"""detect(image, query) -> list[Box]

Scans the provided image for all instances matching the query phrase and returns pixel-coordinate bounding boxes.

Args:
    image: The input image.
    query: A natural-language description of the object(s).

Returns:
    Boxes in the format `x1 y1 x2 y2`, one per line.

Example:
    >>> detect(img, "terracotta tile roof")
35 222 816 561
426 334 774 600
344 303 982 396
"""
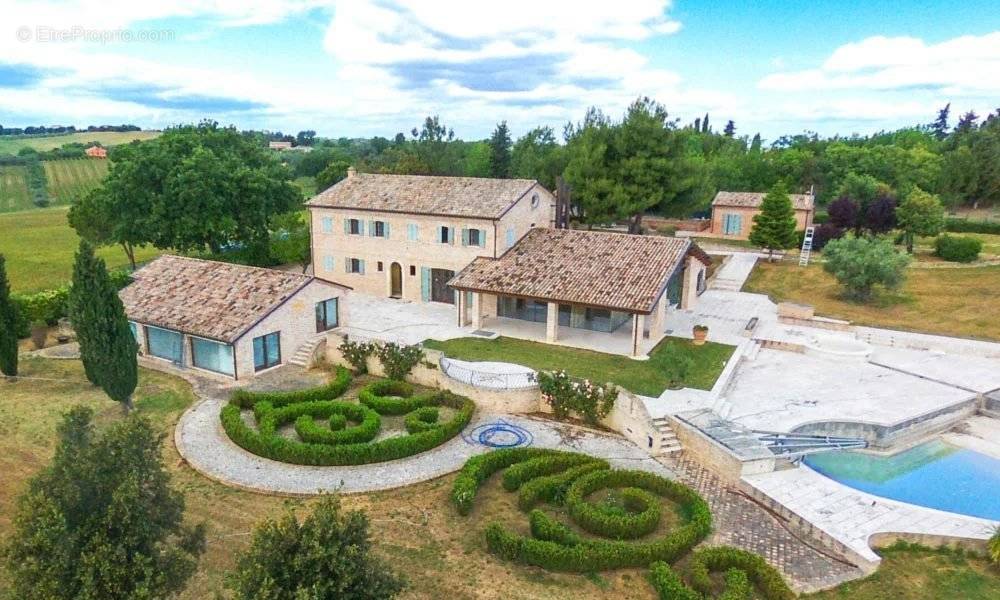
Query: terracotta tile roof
449 229 709 314
119 256 344 343
712 191 814 211
306 172 543 219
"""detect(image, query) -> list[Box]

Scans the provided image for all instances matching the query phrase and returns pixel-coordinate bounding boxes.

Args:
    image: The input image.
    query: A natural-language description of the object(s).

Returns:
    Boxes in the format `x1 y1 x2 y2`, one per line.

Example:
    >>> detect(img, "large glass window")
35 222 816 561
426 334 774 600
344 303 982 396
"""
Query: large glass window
252 332 281 371
146 326 183 363
315 298 339 332
191 337 235 375
498 296 548 323
666 265 685 306
557 304 630 333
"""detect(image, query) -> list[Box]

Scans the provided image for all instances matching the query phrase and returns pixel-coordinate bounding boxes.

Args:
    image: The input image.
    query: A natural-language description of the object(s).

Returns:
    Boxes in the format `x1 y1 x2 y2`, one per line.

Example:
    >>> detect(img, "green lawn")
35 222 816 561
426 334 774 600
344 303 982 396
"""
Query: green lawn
0 166 31 212
423 336 735 396
0 206 161 293
0 130 160 154
806 544 1000 600
43 158 109 204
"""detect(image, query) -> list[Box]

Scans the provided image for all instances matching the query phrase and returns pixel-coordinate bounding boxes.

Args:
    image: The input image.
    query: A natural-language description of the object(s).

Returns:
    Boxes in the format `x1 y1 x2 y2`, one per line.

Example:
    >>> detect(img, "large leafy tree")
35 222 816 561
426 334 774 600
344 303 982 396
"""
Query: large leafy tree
511 126 566 189
823 236 910 303
228 496 404 600
565 98 693 232
2 407 205 599
896 187 946 252
0 254 17 376
69 121 300 263
269 211 311 272
68 241 138 412
749 185 799 261
487 120 512 178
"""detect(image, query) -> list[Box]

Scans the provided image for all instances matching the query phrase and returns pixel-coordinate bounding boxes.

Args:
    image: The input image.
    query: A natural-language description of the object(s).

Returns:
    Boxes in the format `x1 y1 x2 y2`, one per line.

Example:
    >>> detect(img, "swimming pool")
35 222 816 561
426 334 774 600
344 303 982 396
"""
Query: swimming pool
804 439 1000 521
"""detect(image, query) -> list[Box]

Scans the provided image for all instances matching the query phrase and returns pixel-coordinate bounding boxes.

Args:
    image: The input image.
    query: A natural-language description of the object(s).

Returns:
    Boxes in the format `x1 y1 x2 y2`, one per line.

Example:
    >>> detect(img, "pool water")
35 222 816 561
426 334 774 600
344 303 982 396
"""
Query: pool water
804 439 1000 521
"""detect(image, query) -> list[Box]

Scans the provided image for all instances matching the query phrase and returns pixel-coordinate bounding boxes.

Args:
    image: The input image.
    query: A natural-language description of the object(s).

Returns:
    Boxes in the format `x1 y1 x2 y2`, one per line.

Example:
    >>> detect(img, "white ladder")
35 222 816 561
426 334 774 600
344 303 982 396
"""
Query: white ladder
799 226 815 267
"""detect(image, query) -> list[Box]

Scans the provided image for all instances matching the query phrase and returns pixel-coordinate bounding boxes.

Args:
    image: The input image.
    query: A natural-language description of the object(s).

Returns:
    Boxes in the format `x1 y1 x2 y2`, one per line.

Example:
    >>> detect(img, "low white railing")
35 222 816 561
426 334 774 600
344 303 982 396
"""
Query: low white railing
439 357 539 391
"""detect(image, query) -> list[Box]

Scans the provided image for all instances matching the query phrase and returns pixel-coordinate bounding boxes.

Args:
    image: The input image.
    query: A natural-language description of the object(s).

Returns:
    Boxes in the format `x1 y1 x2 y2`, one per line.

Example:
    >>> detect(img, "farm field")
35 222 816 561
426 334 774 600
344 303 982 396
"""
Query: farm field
0 130 160 154
42 158 110 204
0 206 161 293
0 166 31 212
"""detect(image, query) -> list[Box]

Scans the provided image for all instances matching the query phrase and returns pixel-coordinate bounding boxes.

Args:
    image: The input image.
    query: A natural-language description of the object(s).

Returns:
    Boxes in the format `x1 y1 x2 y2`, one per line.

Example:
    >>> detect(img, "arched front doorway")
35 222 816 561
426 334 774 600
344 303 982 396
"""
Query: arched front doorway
390 262 402 298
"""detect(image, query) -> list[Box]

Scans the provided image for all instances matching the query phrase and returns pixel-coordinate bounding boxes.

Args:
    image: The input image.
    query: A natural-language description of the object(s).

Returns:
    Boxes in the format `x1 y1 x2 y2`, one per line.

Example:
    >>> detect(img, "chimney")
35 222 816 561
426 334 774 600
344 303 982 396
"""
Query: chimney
347 166 357 179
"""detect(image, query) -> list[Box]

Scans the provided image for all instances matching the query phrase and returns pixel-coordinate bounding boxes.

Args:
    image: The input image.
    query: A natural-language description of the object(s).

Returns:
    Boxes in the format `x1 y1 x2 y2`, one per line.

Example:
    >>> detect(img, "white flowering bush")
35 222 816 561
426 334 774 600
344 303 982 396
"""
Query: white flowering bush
538 370 618 426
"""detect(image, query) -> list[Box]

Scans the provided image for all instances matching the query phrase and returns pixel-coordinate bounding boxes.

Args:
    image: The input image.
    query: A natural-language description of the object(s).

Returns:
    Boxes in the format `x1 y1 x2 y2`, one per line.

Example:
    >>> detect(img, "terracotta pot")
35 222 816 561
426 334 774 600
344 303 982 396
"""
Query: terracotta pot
692 327 708 346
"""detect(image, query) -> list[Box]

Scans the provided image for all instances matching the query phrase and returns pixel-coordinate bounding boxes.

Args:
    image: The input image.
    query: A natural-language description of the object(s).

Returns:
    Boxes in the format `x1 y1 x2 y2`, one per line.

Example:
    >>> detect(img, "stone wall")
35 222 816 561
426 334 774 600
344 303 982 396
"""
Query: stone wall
669 416 776 483
855 326 1000 359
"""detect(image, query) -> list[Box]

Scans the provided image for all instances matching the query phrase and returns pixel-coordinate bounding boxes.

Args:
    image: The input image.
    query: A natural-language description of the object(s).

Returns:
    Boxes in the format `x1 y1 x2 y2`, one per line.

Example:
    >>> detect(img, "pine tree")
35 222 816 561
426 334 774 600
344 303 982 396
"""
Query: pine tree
487 121 512 178
931 103 950 140
0 254 17 376
723 120 736 137
749 185 799 261
702 113 710 133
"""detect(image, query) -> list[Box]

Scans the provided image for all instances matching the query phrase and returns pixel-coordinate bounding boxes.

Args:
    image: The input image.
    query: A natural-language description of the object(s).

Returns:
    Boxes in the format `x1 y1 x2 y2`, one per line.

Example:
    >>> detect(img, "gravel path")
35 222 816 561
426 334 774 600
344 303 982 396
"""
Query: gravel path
174 367 673 496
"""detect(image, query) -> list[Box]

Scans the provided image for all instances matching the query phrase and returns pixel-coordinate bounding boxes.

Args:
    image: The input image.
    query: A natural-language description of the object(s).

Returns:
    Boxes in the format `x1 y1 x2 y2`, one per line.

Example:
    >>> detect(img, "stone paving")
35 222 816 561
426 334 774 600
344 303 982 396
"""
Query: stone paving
173 364 673 495
662 456 864 593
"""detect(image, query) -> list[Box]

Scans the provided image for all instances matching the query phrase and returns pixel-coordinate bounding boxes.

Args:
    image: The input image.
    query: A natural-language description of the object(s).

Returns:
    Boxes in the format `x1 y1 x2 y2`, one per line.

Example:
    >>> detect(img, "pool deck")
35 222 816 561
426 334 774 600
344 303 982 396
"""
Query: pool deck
742 465 998 570
943 415 1000 460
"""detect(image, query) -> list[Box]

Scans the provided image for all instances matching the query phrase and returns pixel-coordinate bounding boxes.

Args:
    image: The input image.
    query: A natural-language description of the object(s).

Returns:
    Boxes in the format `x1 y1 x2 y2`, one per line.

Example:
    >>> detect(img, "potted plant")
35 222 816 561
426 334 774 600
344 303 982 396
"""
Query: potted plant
692 324 709 346
30 320 48 350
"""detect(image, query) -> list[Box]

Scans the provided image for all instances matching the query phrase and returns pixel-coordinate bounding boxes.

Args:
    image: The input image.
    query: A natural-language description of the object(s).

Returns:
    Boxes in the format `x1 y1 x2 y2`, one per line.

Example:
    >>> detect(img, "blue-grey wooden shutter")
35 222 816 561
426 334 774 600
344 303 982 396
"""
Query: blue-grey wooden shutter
479 229 487 247
343 218 350 234
448 226 456 245
420 267 431 301
733 214 742 234
368 220 376 237
384 221 390 238
461 228 469 246
359 259 366 274
344 257 350 272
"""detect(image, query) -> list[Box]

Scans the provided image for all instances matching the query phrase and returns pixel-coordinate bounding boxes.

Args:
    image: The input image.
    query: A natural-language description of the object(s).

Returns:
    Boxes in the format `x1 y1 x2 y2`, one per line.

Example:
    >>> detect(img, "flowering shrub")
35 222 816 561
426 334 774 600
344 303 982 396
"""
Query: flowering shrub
538 370 618 426
374 342 425 380
338 337 375 374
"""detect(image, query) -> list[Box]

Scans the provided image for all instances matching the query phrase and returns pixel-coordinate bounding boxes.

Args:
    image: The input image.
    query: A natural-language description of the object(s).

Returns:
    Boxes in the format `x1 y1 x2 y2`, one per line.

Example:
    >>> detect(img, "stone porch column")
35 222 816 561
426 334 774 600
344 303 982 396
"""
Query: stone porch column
546 302 558 343
652 291 667 334
471 292 483 329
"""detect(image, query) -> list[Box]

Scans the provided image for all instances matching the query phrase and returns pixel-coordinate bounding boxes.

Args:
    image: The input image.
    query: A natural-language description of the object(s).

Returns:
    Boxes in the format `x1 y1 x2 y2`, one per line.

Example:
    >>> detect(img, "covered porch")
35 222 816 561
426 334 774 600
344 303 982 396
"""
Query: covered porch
455 291 671 358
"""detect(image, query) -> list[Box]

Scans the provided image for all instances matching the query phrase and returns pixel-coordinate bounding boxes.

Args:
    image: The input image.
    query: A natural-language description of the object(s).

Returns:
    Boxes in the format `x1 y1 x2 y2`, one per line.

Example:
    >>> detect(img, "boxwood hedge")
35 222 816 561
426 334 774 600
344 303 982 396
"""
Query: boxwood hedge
221 372 476 466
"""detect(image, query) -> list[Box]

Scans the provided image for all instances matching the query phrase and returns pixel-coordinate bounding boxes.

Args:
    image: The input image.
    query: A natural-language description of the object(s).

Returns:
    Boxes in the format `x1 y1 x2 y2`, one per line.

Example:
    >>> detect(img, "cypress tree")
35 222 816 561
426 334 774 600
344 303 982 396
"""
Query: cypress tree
749 185 799 262
0 254 17 376
68 241 105 385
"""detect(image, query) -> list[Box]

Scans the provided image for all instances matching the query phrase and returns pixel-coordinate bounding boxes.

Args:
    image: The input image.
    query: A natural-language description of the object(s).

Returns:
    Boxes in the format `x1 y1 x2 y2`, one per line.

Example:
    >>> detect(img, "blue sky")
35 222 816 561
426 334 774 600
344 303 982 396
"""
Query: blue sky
1 1 998 142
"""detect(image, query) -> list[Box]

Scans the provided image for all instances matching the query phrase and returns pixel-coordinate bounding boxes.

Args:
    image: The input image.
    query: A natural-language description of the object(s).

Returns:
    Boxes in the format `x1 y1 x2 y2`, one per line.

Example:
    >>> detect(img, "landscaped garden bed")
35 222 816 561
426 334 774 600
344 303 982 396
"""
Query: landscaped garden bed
451 447 794 599
220 367 475 465
424 336 735 397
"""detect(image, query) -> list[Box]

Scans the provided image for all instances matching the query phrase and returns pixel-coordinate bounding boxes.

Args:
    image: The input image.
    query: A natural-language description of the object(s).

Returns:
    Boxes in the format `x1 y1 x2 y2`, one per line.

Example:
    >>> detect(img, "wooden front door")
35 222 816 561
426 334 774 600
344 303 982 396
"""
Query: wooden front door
390 263 402 298
430 268 455 304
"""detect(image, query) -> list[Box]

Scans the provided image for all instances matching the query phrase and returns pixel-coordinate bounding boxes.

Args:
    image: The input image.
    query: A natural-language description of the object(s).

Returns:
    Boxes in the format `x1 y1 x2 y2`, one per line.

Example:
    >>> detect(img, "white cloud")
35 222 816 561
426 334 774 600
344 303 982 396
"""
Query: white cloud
760 32 1000 94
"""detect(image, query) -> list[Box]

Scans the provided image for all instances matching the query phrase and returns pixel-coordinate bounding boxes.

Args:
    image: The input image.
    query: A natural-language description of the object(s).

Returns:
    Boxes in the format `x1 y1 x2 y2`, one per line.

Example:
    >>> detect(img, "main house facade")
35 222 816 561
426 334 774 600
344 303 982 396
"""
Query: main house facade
709 190 815 240
306 169 555 305
119 256 348 380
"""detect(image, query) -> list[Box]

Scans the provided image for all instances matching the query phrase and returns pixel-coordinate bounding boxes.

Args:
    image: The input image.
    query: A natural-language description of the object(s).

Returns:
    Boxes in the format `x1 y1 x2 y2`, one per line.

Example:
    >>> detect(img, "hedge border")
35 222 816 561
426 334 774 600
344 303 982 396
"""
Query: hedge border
564 470 666 540
687 546 794 600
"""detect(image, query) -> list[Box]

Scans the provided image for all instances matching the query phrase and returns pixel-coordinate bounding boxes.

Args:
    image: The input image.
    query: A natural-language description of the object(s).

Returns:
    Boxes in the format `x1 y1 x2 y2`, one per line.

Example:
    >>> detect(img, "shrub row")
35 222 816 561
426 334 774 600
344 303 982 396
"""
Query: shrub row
517 462 610 511
564 470 688 541
221 387 474 466
9 269 133 338
934 234 983 263
230 366 351 408
358 380 434 415
648 561 699 600
687 546 794 600
501 453 602 492
404 406 439 434
450 447 562 515
945 217 1000 235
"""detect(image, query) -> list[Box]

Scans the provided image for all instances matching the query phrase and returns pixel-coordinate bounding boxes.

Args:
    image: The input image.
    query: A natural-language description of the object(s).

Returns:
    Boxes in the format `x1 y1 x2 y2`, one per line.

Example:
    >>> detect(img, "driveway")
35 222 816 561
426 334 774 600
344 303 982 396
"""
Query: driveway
339 293 470 345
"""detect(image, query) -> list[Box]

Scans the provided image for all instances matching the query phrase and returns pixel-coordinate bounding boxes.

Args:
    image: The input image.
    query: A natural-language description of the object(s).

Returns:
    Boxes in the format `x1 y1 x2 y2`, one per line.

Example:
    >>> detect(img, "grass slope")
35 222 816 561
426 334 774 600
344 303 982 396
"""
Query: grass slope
0 130 160 154
424 336 734 396
0 206 160 293
42 158 110 204
0 166 31 212
745 259 1000 341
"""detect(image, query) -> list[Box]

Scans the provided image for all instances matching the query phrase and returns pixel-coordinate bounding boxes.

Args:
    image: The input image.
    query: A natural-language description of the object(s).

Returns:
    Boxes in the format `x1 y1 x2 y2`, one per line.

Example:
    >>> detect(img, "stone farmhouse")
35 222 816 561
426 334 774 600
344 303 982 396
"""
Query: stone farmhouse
709 190 814 240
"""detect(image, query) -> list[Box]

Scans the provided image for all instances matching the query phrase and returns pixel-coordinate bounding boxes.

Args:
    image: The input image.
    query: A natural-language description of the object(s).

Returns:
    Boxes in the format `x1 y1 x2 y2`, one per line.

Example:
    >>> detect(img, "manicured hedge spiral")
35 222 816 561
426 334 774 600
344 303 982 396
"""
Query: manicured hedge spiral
220 371 475 466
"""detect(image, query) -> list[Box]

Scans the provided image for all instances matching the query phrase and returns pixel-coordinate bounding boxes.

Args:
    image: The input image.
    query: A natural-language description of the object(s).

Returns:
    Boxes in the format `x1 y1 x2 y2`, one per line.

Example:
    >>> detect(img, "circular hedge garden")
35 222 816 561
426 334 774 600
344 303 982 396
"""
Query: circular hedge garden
450 448 794 599
220 368 475 466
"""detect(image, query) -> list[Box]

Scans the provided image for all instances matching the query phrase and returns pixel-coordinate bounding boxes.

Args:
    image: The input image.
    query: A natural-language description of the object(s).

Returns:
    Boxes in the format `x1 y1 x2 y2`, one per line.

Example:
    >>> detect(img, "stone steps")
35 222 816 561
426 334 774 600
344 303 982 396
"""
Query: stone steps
288 336 324 367
652 417 684 456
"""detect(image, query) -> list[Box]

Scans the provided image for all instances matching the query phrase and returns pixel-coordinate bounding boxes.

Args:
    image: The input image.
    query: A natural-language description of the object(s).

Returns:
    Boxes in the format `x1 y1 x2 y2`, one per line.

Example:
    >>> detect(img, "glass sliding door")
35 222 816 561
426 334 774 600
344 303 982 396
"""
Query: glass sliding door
315 298 339 332
191 337 235 376
252 332 281 371
145 326 183 364
498 296 547 322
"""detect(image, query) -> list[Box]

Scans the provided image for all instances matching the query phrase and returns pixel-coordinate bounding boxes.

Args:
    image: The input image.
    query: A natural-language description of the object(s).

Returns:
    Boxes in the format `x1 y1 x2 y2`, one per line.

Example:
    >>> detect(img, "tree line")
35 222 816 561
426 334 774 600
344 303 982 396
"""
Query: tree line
0 123 142 136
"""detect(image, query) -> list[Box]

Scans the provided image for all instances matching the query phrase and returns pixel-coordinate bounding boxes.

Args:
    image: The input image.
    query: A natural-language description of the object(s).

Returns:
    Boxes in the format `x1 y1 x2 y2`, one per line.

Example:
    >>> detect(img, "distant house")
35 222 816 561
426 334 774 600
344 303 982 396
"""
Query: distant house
119 256 349 379
709 191 815 240
269 141 293 150
84 145 107 158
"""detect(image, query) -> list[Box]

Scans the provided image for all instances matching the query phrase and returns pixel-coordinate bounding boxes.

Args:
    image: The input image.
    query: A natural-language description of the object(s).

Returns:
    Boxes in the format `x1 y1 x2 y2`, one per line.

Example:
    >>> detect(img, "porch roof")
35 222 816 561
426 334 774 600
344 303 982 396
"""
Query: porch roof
449 228 710 314
119 255 348 343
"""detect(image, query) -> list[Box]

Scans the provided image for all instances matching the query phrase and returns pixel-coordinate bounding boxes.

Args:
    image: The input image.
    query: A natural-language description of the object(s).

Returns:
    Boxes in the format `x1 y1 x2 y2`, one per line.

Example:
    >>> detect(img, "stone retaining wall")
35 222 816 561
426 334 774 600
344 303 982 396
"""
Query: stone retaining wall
669 416 776 483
